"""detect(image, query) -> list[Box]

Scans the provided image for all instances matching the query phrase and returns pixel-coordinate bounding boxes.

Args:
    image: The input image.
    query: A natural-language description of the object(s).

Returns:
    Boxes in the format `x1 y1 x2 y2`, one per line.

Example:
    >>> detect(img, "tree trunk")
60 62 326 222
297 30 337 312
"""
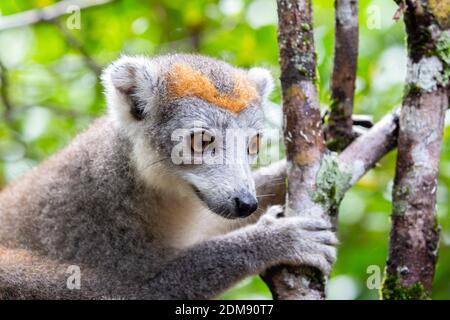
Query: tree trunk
382 0 450 300
262 0 328 300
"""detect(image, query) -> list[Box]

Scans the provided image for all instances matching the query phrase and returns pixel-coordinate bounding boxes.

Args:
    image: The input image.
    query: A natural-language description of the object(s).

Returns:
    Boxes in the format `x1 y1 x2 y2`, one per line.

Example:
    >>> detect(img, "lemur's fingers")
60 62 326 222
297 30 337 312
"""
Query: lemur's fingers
313 242 337 264
260 206 333 232
258 215 338 274
283 241 336 275
290 217 333 231
278 243 335 275
270 215 332 231
298 254 333 276
289 232 337 260
304 230 339 245
261 205 285 220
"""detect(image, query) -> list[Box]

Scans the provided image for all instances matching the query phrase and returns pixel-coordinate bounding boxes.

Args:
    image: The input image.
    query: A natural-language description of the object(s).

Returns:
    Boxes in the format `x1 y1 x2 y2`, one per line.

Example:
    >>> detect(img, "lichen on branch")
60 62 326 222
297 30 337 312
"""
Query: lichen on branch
312 154 352 215
436 31 450 83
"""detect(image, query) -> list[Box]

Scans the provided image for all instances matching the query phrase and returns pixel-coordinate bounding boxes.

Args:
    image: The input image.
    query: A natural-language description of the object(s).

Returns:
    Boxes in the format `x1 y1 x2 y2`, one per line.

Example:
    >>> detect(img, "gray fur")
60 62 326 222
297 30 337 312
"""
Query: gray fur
0 54 336 299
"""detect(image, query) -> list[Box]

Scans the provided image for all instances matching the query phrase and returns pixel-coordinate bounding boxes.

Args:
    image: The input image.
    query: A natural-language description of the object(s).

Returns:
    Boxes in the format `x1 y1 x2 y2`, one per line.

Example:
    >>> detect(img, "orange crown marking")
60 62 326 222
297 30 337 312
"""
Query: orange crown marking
167 63 259 113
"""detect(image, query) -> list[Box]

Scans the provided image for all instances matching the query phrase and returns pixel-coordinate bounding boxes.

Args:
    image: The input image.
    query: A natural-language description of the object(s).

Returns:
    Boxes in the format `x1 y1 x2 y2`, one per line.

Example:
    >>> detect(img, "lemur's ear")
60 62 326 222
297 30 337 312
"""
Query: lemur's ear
247 67 274 101
102 56 158 123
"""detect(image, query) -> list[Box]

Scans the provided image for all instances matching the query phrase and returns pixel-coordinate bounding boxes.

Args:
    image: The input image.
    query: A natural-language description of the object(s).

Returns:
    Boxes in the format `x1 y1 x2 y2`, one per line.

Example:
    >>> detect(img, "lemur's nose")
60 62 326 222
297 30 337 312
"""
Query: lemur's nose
234 193 258 217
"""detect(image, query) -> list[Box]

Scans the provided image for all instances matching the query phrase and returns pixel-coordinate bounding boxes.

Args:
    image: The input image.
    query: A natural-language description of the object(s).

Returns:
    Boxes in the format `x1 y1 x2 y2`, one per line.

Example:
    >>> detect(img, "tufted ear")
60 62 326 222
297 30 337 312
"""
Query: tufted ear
102 56 158 124
247 67 274 102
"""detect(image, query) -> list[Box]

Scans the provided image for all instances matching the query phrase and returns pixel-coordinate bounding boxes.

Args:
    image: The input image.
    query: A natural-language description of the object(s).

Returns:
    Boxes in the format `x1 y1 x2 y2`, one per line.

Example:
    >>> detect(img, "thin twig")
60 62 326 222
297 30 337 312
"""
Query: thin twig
0 0 113 31
51 20 102 77
326 0 359 151
18 104 95 119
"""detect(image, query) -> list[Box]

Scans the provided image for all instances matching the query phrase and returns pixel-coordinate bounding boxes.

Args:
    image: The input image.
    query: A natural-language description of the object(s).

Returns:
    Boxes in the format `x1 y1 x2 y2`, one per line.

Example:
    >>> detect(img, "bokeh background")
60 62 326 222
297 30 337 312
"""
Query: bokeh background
0 0 449 299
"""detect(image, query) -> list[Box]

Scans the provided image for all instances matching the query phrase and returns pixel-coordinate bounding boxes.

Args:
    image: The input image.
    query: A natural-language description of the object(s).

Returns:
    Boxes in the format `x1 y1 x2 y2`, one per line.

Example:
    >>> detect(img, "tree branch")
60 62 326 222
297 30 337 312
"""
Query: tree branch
0 0 113 31
326 0 359 151
382 0 450 300
20 104 94 119
339 109 399 185
255 109 399 212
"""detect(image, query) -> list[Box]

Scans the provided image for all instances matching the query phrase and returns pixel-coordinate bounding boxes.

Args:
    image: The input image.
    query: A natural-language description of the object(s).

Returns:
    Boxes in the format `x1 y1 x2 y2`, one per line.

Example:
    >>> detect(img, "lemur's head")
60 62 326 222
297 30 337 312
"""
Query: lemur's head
102 54 273 219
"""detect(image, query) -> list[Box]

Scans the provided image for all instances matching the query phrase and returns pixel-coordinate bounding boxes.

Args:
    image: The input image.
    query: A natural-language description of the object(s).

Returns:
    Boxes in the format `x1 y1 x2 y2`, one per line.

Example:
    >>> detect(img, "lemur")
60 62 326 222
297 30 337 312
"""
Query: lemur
0 54 337 299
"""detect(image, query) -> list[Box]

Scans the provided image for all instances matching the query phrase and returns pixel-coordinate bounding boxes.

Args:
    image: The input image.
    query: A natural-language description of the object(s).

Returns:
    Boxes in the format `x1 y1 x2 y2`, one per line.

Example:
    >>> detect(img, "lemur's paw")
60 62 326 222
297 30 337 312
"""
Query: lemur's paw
262 205 285 220
260 206 332 231
258 213 338 275
280 217 337 275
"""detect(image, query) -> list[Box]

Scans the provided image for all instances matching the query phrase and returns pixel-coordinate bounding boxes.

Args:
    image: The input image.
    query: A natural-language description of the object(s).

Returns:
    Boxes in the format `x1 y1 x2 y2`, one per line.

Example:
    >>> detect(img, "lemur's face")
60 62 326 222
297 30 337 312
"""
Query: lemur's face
103 54 273 219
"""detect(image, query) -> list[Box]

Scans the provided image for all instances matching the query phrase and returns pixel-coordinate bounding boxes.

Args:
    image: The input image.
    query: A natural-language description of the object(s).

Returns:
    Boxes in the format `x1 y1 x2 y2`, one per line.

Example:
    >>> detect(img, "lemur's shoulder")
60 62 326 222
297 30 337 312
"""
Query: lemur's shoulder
0 116 137 250
0 116 128 193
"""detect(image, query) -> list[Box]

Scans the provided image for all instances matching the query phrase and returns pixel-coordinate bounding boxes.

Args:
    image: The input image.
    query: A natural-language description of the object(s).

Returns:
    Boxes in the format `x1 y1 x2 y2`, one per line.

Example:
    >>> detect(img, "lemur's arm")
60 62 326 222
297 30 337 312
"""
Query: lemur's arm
143 206 337 299
0 207 336 300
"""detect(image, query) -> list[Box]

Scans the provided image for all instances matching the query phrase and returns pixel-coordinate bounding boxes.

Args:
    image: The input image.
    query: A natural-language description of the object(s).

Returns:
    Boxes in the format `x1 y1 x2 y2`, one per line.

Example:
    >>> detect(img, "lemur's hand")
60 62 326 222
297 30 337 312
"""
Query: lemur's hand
253 205 338 275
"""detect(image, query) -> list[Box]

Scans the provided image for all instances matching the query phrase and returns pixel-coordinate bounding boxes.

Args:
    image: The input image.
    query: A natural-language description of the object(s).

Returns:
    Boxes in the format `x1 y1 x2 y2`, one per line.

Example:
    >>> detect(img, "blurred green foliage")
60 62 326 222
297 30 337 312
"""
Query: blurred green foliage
0 0 449 300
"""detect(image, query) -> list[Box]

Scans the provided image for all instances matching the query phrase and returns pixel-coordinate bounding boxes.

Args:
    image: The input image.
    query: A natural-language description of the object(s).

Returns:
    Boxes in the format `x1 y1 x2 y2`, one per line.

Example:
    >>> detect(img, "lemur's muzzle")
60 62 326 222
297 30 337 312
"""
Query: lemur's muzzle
233 192 258 218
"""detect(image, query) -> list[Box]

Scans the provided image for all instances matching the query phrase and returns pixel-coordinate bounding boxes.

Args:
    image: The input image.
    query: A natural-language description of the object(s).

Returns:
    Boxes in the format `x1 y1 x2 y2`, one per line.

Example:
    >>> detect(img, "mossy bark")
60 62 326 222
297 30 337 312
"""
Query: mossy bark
381 274 430 300
383 0 449 300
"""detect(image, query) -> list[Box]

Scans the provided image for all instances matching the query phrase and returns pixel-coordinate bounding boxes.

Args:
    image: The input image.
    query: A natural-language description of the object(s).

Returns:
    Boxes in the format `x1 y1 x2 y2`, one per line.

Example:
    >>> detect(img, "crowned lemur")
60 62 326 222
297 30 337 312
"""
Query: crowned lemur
0 54 337 299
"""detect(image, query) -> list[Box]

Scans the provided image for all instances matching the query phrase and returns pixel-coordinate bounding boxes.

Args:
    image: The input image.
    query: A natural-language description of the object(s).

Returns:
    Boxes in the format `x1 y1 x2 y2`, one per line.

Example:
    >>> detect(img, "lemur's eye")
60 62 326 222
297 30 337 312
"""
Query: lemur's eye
248 134 261 156
190 131 214 154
